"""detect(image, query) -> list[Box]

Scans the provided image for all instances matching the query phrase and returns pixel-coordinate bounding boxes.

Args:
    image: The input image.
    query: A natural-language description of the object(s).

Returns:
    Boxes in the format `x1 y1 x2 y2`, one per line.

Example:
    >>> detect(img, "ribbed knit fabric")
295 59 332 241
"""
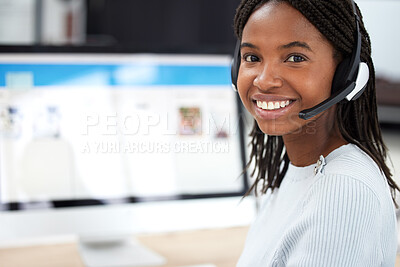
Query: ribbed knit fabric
237 144 397 267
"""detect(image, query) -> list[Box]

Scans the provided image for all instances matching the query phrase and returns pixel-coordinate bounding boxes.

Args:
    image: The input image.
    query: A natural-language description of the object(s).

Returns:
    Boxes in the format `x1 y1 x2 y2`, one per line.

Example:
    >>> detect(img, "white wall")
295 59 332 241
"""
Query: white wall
358 0 400 81
41 0 85 45
0 0 35 44
0 0 85 45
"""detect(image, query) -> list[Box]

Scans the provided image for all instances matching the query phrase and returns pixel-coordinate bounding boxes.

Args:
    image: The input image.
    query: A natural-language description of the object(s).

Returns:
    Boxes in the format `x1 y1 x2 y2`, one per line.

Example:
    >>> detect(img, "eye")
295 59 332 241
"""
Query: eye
243 54 260 62
286 55 306 63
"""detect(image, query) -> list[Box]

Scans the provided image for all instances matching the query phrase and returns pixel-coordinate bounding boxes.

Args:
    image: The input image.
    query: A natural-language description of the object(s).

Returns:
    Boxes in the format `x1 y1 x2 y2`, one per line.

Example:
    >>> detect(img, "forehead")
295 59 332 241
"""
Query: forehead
242 2 325 45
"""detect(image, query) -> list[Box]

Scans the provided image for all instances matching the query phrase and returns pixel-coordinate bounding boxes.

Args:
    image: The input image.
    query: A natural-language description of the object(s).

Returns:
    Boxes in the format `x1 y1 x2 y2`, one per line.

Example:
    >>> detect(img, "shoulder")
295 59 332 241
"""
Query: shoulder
295 144 398 266
319 143 389 198
324 144 381 177
303 143 395 224
284 173 397 267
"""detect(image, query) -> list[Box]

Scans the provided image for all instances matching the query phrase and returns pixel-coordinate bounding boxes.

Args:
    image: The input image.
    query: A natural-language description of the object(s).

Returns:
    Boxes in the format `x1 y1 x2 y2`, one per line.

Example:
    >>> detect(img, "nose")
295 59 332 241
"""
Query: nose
253 63 283 91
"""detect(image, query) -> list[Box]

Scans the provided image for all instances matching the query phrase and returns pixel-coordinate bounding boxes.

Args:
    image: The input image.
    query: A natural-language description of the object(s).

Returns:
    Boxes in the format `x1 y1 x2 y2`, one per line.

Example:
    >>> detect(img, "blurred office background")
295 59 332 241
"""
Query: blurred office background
0 0 240 53
0 1 399 267
0 1 253 266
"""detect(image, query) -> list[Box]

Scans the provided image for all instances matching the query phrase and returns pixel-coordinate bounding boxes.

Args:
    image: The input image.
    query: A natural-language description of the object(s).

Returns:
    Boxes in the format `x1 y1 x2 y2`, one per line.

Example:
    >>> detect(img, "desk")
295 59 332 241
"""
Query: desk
0 227 248 267
0 226 399 267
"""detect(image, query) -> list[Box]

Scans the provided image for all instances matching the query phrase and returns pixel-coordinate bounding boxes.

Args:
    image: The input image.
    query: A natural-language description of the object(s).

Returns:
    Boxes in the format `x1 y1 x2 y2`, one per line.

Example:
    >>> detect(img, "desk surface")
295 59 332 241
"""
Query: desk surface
0 227 248 267
0 226 399 267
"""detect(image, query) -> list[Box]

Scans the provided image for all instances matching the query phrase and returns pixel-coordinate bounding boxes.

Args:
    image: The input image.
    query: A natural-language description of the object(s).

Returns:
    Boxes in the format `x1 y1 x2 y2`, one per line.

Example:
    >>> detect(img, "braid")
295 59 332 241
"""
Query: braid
245 124 288 196
235 0 399 204
289 0 354 55
234 0 267 40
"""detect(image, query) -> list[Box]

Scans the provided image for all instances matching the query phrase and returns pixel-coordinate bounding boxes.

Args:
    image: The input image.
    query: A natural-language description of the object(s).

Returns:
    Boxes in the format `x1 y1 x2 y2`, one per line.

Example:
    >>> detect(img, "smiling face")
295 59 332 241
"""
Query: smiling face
237 1 339 136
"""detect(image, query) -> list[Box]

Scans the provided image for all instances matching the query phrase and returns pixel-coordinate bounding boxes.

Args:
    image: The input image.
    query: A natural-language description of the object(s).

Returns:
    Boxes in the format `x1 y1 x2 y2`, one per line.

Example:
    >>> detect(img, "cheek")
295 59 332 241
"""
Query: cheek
297 67 335 104
237 69 255 108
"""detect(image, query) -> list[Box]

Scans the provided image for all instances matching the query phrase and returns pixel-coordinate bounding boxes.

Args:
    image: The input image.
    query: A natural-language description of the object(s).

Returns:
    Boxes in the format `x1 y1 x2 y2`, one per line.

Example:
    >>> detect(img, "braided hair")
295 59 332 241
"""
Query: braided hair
234 0 400 205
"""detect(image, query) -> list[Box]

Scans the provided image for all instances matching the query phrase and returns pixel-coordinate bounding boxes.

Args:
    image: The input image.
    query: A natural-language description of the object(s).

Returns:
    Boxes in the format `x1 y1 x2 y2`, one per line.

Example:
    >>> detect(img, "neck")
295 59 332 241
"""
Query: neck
282 112 347 167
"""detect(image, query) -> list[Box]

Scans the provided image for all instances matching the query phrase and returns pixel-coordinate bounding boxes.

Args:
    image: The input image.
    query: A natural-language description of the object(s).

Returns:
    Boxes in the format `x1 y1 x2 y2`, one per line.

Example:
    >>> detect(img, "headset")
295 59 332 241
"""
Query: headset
231 0 370 120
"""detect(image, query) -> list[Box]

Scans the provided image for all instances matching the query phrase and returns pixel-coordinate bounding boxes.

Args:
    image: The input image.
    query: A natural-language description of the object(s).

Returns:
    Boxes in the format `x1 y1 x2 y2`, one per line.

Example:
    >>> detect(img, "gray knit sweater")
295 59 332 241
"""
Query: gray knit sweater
237 143 397 267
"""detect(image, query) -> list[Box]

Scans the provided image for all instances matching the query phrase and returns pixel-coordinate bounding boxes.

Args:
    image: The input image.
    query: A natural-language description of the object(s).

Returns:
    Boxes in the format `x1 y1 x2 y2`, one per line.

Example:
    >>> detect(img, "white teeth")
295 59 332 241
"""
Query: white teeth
267 102 274 109
256 100 291 110
262 101 268 109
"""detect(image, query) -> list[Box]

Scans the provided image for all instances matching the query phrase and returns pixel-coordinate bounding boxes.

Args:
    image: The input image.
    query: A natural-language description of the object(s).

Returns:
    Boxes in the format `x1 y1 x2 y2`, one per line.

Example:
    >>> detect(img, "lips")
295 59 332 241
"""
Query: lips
251 95 296 120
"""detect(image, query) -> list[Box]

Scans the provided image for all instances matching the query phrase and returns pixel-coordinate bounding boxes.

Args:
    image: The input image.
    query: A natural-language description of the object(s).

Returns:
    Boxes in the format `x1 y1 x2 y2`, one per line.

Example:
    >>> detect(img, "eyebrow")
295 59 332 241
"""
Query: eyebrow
279 41 313 52
240 42 259 50
240 41 313 52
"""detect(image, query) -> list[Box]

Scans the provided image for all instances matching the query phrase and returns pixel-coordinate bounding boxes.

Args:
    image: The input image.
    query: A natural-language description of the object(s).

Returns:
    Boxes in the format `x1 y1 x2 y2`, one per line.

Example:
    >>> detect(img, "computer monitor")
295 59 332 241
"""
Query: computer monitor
0 52 255 266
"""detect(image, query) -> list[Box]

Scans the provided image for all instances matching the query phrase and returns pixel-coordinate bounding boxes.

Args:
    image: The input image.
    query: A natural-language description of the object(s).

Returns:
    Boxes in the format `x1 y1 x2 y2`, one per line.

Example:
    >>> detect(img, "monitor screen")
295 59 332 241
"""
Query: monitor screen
0 53 248 211
0 53 255 266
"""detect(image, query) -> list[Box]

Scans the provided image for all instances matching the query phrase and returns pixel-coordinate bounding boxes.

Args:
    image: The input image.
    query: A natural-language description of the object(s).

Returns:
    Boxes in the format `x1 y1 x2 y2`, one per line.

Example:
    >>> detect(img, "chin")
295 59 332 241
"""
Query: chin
256 119 303 137
257 124 289 136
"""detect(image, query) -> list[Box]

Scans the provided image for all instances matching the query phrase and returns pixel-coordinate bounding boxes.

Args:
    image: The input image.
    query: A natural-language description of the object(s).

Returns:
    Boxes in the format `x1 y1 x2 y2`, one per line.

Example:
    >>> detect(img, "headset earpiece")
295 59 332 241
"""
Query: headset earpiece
298 0 369 120
331 57 352 95
346 62 369 100
231 41 241 91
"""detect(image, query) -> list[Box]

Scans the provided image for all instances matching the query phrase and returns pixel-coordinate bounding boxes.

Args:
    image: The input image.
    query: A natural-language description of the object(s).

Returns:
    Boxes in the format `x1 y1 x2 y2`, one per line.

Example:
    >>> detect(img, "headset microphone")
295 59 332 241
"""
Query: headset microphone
231 0 369 120
298 61 369 120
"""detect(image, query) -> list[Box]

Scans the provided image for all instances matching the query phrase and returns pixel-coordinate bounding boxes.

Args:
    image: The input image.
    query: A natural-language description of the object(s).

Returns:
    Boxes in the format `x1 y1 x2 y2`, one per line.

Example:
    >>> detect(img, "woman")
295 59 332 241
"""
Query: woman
232 0 399 266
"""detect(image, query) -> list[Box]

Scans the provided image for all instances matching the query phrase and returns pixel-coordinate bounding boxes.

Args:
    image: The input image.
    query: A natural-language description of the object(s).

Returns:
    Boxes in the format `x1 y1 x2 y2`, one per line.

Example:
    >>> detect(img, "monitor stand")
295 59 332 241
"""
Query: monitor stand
78 235 166 267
